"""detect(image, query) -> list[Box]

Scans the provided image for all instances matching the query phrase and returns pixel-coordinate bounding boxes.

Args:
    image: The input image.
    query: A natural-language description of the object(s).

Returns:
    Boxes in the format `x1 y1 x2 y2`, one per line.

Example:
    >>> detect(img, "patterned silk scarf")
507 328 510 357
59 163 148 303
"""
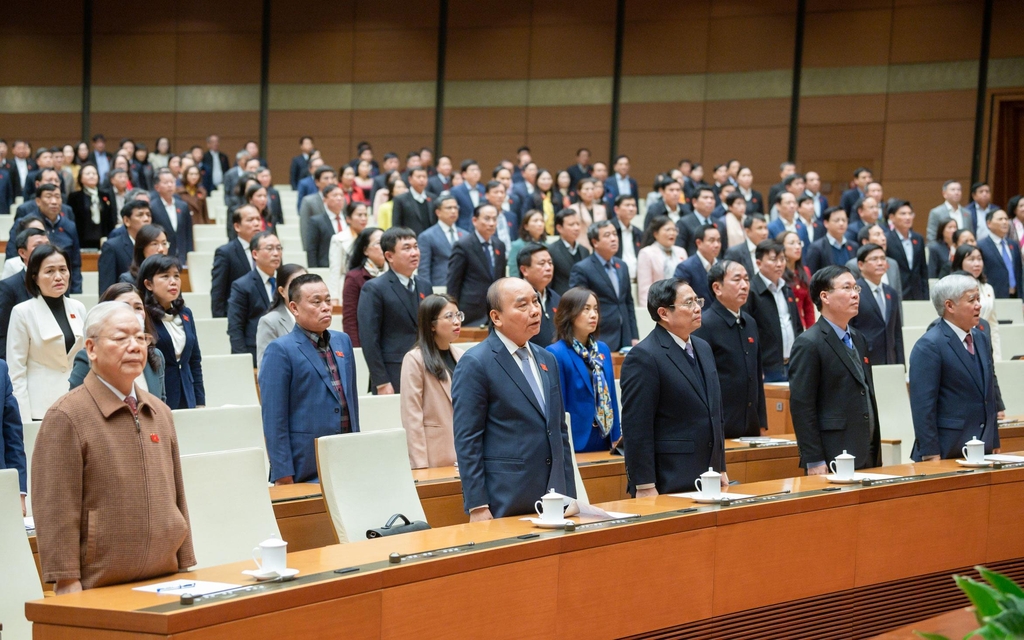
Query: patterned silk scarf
571 338 613 437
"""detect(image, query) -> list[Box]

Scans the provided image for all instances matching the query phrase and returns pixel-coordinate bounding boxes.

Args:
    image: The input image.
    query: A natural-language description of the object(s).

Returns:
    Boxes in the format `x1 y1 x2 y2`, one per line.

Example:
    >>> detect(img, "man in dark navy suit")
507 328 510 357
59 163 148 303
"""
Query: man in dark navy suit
448 204 506 327
804 207 856 274
909 274 1000 461
418 195 465 286
743 240 802 382
357 227 433 395
426 155 454 196
288 136 314 190
678 186 727 257
849 243 904 366
840 167 873 222
885 199 929 301
621 277 727 496
674 225 721 304
98 200 151 293
451 159 485 231
569 221 638 351
978 208 1023 299
453 277 575 519
517 242 560 347
211 206 261 317
694 261 766 439
228 231 281 366
149 169 192 263
603 155 638 208
392 167 434 236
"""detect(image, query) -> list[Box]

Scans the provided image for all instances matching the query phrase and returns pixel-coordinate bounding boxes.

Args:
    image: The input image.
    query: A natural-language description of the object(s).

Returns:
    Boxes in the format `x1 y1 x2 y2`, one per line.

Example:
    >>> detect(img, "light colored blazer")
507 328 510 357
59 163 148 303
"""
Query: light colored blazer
255 304 295 368
636 243 688 307
7 295 87 419
399 345 463 469
327 230 356 301
569 202 608 251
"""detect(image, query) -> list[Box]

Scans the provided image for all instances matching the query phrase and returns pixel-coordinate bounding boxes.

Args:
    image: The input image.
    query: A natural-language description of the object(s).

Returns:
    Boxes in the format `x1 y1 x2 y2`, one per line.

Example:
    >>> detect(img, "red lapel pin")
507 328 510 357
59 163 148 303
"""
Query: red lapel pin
863 357 869 364
182 314 190 322
552 307 557 312
787 297 794 303
540 363 548 371
748 337 755 343
70 313 77 319
335 350 344 357
419 292 425 299
59 227 64 232
598 353 605 360
912 239 918 245
885 294 891 300
495 249 501 256
150 434 160 443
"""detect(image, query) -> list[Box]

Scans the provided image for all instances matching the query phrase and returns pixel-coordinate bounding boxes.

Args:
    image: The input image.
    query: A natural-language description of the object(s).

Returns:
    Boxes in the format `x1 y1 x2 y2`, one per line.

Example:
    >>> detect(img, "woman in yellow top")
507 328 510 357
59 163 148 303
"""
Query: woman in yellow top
374 174 407 231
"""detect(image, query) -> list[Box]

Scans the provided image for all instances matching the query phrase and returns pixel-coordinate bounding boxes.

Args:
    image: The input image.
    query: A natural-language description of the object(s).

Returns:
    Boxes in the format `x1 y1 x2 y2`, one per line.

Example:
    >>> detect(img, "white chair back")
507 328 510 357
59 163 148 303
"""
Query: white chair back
432 285 447 294
193 225 227 240
998 324 1024 360
193 318 231 356
0 469 42 640
179 448 280 569
172 405 269 476
564 412 589 504
186 252 214 293
994 361 1024 415
871 364 915 464
357 395 402 432
201 354 259 406
81 271 98 295
283 251 308 268
995 298 1024 324
194 237 222 253
635 306 656 341
316 429 426 543
901 301 938 328
351 347 370 395
902 326 928 369
70 293 98 310
21 421 41 517
181 292 212 319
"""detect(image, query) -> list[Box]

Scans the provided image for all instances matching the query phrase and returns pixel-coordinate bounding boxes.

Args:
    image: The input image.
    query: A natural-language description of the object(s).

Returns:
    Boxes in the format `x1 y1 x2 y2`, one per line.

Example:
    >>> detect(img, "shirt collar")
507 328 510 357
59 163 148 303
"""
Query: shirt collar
561 238 578 254
943 318 969 343
495 327 529 353
411 188 427 203
826 234 844 249
596 253 615 269
438 220 454 235
666 330 693 353
299 324 330 349
257 265 274 282
697 252 714 272
395 271 412 287
95 374 137 403
758 271 782 290
745 238 757 253
474 230 492 245
823 316 850 339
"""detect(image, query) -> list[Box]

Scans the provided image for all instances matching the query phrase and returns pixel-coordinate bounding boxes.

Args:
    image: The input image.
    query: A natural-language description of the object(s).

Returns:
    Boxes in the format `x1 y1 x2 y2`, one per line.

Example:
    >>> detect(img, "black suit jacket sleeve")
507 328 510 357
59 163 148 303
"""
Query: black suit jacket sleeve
619 344 659 487
0 283 15 359
446 241 468 303
210 245 234 318
97 242 119 294
356 280 390 386
392 195 412 230
787 331 825 464
227 277 251 355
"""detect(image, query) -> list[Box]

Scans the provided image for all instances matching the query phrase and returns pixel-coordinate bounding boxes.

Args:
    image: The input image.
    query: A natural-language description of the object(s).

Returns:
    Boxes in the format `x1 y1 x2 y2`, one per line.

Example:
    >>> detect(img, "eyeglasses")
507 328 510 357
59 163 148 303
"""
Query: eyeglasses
98 333 153 348
669 297 705 310
441 311 465 322
829 284 862 293
259 245 284 253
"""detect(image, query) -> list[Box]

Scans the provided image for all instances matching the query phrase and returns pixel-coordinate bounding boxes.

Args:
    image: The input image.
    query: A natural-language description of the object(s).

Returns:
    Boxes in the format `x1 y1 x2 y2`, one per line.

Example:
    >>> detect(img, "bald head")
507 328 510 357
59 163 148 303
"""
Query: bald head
488 278 542 346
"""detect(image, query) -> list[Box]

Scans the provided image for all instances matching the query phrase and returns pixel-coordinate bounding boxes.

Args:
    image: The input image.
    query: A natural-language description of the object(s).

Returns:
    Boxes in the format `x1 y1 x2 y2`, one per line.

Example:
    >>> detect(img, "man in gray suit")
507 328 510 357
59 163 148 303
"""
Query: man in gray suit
298 165 336 251
418 195 465 285
845 224 903 303
926 180 970 243
222 149 249 209
723 213 768 277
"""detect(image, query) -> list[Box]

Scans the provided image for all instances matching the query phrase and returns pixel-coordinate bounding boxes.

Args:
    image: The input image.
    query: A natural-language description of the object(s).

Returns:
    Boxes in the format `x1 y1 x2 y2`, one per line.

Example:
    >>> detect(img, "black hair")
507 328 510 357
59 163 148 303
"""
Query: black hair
856 242 885 263
269 263 307 311
460 158 479 173
821 206 846 222
380 226 416 256
935 217 958 244
853 167 871 178
249 230 277 253
516 241 551 276
755 240 784 261
646 277 686 322
345 199 367 220
641 214 674 247
473 203 496 218
24 244 69 297
347 226 383 272
14 227 46 251
417 293 460 382
809 265 852 311
985 208 1007 224
725 192 744 208
951 244 986 284
614 194 636 208
554 287 600 344
76 162 99 189
555 208 579 230
707 259 741 299
744 213 767 229
693 185 715 200
433 194 457 212
130 224 167 279
517 209 546 242
694 224 720 244
1005 195 1022 218
121 199 150 222
586 220 614 244
484 180 503 194
314 165 335 182
783 173 804 187
138 254 185 319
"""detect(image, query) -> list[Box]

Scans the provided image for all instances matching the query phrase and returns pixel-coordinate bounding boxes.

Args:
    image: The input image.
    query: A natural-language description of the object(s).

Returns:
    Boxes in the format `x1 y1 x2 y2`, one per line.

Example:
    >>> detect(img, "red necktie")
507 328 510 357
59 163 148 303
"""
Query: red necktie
335 215 342 233
965 333 975 355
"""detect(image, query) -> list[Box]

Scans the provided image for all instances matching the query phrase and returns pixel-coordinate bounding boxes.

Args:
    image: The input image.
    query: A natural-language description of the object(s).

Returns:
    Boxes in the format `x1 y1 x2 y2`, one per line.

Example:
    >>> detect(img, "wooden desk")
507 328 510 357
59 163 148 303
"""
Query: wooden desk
454 326 489 342
764 382 793 435
26 455 1024 639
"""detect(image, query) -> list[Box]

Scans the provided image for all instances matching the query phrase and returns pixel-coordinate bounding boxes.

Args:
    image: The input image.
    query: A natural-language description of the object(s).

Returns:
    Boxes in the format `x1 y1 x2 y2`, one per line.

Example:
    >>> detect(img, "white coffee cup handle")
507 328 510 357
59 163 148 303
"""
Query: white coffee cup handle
252 546 262 571
534 500 543 518
694 478 703 493
829 460 838 474
962 446 969 460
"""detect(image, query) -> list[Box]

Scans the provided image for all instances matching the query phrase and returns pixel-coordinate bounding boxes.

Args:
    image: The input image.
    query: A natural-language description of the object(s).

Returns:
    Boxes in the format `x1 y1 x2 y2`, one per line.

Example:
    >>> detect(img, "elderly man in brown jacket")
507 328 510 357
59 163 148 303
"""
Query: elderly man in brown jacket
32 302 195 593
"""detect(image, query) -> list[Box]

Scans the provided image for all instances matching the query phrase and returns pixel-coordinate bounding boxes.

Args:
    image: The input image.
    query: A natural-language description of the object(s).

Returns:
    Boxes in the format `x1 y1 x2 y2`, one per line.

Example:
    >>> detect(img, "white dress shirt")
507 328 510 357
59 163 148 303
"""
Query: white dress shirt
946 202 965 230
161 197 178 231
759 272 795 359
211 153 223 186
257 266 274 301
615 173 632 197
943 319 973 353
620 225 637 279
494 329 545 405
895 229 914 268
438 220 458 245
15 157 28 189
238 237 254 270
468 186 480 208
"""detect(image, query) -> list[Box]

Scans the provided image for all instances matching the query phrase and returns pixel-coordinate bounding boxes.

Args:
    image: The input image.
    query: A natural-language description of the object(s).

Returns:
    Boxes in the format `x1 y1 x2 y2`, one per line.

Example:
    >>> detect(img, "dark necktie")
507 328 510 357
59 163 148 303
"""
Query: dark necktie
124 395 138 416
483 241 495 276
269 276 276 294
965 333 975 355
407 276 415 292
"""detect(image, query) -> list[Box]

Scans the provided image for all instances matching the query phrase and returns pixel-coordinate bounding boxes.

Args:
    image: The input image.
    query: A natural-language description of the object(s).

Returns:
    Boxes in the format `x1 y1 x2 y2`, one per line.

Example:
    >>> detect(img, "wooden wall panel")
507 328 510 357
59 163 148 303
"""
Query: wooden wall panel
803 8 893 68
889 1 985 64
0 115 81 148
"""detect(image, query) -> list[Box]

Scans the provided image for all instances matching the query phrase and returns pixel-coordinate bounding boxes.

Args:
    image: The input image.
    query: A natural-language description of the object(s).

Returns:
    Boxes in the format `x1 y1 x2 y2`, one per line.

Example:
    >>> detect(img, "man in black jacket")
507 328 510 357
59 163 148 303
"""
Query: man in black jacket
392 167 434 236
98 200 151 293
743 240 803 382
447 204 506 327
211 206 261 317
517 242 560 347
548 208 589 295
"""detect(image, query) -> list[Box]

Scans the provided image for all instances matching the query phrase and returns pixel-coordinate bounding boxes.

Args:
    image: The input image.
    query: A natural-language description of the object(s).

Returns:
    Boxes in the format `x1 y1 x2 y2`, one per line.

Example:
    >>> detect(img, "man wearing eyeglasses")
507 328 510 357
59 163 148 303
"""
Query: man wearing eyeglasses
620 277 727 496
848 243 904 366
743 240 803 382
790 265 881 474
228 231 282 366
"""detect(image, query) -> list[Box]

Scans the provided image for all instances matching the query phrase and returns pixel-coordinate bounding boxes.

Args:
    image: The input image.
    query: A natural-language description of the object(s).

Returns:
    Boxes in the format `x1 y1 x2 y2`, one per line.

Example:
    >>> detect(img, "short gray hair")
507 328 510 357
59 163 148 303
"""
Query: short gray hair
930 274 979 315
84 301 136 339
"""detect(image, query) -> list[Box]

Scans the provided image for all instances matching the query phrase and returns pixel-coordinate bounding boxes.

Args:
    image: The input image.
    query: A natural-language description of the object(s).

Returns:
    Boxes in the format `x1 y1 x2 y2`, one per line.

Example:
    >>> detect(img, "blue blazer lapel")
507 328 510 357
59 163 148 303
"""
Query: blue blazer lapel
293 330 341 402
941 323 985 396
569 346 594 394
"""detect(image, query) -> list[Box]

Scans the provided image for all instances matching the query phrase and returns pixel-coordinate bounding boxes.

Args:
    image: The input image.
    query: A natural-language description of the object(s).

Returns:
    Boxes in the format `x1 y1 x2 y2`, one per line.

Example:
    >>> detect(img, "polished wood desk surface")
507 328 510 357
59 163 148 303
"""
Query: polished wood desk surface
25 452 1024 638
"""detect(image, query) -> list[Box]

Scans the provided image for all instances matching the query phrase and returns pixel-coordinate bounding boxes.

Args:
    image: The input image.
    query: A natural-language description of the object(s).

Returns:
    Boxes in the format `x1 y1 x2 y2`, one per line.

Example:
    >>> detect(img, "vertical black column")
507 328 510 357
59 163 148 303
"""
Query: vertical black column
258 0 272 157
786 0 806 163
433 0 449 156
971 0 994 184
81 0 93 140
608 0 626 162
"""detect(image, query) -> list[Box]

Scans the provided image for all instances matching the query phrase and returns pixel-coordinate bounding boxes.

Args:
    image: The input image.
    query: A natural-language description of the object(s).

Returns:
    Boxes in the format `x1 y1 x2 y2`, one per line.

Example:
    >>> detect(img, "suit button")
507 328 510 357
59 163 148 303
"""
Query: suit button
545 458 551 465
334 408 339 413
863 414 868 420
860 390 865 396
708 442 713 449
546 430 551 436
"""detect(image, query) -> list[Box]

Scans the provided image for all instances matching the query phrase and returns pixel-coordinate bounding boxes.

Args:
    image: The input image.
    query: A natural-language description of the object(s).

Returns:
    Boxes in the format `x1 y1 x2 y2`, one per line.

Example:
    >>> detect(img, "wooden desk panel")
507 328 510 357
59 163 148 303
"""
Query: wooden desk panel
763 383 793 435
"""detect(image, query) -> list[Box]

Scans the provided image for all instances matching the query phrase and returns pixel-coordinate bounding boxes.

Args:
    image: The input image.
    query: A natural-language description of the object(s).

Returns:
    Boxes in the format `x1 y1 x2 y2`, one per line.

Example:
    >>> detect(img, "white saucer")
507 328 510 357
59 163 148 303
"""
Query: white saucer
242 567 299 581
669 492 754 503
825 474 863 484
956 459 992 468
520 517 573 528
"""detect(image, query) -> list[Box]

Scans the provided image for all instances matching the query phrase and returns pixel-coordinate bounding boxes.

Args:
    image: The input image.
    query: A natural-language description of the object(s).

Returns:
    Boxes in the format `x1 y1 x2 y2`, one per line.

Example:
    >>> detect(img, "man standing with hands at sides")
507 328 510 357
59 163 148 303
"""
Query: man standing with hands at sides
392 167 434 236
228 232 281 366
211 206 261 317
909 274 999 461
98 200 151 293
678 186 727 257
517 242 560 346
448 204 506 327
358 227 432 395
611 194 642 281
978 208 1023 299
849 243 904 366
33 303 196 592
790 266 880 474
261 274 360 485
621 278 727 496
418 195 465 285
453 278 575 520
695 261 767 438
804 207 856 274
549 209 589 295
569 221 638 351
675 225 721 304
744 241 803 382
885 200 929 301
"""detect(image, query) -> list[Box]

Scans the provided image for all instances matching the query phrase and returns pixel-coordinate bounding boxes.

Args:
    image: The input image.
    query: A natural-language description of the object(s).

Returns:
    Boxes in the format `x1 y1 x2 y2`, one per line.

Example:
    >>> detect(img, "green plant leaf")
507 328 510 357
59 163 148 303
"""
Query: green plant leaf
978 566 1024 599
913 633 950 640
988 609 1024 636
956 576 1004 619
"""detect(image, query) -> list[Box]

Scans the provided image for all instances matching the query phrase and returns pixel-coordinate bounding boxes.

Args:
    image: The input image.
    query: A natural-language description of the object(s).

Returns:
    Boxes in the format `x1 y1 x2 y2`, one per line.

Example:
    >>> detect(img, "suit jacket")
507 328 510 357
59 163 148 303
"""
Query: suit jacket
566 163 591 189
849 279 904 366
451 182 486 231
532 287 560 347
603 175 639 208
222 166 244 210
260 326 360 483
767 217 810 246
452 331 575 517
927 203 974 244
306 213 336 268
201 152 229 192
610 217 643 261
0 167 13 218
97 232 134 294
840 188 865 221
743 273 803 371
266 186 284 225
0 360 26 492
228 269 272 365
67 189 115 248
447 233 506 326
153 308 205 410
548 239 589 295
744 189 765 214
569 254 638 352
255 304 294 368
7 202 76 259
909 320 998 460
298 193 327 251
392 191 435 236
149 196 193 262
789 316 880 469
885 229 929 301
674 254 713 304
8 158 35 199
399 346 463 468
357 270 433 390
426 173 452 197
6 296 87 420
211 239 253 318
620 325 725 494
0 273 31 359
693 301 767 438
978 235 1024 299
419 223 464 285
677 213 728 257
289 154 309 190
546 339 622 452
724 242 755 277
804 235 857 274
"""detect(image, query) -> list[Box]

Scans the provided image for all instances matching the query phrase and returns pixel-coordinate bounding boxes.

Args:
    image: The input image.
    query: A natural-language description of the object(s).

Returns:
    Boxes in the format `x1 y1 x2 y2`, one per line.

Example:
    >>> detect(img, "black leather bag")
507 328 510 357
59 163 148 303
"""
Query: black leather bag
366 513 431 539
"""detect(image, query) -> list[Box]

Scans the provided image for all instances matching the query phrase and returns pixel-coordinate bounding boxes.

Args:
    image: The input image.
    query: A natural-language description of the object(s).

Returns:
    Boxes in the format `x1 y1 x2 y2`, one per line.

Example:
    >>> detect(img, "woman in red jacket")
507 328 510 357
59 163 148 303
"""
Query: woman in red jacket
778 230 815 329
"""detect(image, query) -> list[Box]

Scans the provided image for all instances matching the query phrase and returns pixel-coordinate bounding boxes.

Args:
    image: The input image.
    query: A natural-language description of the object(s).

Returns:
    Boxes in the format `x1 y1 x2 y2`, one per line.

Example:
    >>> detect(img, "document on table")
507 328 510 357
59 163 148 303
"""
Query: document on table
543 491 637 521
985 454 1024 463
133 580 241 596
24 517 34 531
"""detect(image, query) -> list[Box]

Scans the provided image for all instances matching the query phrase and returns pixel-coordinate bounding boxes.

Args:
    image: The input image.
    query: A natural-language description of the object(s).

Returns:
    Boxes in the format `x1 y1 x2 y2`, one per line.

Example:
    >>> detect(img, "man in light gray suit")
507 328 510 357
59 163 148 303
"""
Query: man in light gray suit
418 195 465 285
926 180 971 243
298 165 336 251
222 149 249 209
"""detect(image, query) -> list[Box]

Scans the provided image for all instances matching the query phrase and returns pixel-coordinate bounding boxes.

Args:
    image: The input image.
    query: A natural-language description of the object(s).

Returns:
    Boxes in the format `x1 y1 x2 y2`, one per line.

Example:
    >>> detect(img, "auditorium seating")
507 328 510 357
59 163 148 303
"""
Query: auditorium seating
999 324 1024 359
80 271 98 294
995 298 1024 324
635 307 656 341
872 364 915 464
201 355 260 406
0 469 42 640
179 448 280 570
186 252 214 293
356 395 402 432
903 326 928 367
181 292 212 319
901 301 938 327
70 293 98 310
193 318 230 355
994 361 1024 415
351 347 370 394
316 429 427 543
171 405 269 476
20 421 40 518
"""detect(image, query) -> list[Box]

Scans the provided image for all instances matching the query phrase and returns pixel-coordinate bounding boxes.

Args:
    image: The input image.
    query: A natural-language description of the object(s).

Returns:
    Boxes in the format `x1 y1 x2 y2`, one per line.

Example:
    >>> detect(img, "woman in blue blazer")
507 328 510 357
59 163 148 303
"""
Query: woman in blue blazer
547 286 621 452
139 254 205 409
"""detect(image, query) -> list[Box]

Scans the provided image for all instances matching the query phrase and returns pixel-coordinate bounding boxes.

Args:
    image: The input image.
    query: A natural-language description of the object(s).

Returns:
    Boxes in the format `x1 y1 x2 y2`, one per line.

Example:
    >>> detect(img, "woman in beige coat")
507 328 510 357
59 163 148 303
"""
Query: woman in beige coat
400 294 464 469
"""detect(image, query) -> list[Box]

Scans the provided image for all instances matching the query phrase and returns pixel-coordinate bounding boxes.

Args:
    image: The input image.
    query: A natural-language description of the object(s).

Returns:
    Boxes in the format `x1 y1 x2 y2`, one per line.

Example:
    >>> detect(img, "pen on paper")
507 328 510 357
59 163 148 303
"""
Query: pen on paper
157 582 195 593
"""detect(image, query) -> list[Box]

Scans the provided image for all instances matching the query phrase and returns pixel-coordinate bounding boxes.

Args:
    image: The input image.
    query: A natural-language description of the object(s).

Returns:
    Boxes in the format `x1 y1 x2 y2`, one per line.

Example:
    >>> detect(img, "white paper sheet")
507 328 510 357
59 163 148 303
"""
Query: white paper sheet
133 580 240 596
668 492 755 500
985 454 1024 463
731 438 791 444
537 491 637 521
24 516 34 531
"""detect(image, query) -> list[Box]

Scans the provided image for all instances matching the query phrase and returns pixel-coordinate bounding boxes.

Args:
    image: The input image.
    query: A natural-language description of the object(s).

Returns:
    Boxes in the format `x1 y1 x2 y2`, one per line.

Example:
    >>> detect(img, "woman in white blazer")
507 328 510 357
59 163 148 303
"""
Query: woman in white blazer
7 245 87 420
636 215 687 307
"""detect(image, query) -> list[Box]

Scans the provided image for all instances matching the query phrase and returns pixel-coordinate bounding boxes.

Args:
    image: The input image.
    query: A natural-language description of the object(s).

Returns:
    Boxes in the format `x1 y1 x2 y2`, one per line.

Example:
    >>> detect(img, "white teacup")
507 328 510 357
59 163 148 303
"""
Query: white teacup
829 450 856 480
253 536 288 573
534 489 564 523
694 467 721 499
962 437 986 464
